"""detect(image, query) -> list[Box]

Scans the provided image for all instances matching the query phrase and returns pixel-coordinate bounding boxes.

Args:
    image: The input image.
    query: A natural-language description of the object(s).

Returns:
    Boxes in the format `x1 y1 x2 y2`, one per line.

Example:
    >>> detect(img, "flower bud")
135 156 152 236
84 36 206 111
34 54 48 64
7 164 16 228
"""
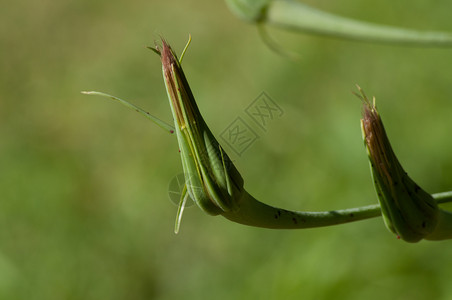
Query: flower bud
359 88 438 242
156 39 245 215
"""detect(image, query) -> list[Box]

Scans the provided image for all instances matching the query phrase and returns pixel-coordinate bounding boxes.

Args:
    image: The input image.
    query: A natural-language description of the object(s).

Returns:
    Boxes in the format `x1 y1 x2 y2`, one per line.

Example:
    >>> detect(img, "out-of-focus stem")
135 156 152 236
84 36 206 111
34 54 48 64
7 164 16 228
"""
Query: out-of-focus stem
226 0 452 47
265 1 452 46
433 191 452 204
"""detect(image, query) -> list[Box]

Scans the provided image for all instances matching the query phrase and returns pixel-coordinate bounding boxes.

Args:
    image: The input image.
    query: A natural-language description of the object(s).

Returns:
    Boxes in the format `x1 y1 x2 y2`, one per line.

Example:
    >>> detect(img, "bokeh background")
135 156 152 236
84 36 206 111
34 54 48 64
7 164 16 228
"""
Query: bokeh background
1 0 452 299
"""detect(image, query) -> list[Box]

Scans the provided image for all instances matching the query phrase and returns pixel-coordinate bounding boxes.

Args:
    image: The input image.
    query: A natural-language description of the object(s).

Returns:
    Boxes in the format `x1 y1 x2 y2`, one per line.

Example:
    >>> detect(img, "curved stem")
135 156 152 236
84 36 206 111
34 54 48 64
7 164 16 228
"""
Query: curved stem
81 91 175 134
222 190 381 229
433 191 452 204
221 190 452 229
265 0 452 47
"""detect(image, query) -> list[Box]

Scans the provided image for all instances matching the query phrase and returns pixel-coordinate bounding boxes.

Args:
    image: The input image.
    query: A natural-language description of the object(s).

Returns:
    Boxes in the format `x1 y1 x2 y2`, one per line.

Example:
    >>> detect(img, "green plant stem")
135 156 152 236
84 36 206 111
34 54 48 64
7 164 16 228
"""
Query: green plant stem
221 191 452 229
264 0 452 46
81 91 175 133
222 191 381 229
433 191 452 204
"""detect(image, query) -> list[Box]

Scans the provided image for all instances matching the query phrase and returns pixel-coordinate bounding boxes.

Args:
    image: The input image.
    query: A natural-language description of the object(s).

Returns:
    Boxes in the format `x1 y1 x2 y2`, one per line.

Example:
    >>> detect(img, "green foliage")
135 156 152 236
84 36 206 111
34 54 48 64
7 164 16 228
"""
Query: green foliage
1 0 452 299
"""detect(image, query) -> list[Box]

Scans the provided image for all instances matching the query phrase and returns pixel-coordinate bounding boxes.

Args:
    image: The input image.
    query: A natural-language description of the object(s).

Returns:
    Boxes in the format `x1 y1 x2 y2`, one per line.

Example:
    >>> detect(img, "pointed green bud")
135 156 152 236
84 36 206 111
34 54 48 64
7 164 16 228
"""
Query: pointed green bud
155 39 245 216
358 87 439 242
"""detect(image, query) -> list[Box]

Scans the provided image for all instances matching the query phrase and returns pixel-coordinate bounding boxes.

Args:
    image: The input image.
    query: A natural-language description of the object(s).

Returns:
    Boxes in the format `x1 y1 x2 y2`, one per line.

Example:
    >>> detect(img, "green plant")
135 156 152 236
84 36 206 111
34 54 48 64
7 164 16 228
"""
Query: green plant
83 37 452 242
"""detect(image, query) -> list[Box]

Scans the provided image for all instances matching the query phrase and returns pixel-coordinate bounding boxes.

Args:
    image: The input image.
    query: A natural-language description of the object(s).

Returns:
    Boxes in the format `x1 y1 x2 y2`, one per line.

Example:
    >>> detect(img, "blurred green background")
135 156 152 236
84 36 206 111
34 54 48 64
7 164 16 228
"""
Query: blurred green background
1 0 452 299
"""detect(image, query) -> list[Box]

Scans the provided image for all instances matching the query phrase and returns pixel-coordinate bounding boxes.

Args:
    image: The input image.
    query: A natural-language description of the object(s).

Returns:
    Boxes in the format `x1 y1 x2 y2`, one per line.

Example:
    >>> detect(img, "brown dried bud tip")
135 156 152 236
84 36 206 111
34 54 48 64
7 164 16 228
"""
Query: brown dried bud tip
357 86 438 242
360 93 394 187
157 39 189 128
160 40 179 74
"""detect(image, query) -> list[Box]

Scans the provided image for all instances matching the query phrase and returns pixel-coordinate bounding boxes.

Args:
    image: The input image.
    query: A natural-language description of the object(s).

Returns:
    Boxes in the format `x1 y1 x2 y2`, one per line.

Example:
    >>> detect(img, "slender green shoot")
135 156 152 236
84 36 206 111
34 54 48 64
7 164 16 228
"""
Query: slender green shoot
175 185 189 234
257 23 300 60
179 34 192 63
81 91 174 134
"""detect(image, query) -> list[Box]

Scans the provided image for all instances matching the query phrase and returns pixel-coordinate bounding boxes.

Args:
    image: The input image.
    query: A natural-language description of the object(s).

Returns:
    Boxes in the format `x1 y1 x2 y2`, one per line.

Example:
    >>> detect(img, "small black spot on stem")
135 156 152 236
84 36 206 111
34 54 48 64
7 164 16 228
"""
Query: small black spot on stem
414 184 421 193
